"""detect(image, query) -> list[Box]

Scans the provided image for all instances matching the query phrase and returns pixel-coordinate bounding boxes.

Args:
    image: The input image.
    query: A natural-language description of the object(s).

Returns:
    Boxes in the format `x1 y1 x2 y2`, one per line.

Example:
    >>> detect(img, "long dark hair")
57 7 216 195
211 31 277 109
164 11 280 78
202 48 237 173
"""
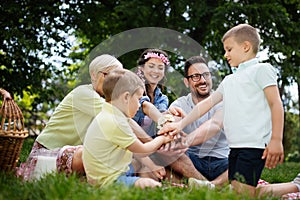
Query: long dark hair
136 49 170 100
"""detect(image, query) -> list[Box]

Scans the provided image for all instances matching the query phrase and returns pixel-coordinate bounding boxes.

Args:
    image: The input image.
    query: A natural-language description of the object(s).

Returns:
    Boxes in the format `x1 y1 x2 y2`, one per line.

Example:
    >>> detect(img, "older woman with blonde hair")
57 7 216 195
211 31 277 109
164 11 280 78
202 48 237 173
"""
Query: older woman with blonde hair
17 54 123 180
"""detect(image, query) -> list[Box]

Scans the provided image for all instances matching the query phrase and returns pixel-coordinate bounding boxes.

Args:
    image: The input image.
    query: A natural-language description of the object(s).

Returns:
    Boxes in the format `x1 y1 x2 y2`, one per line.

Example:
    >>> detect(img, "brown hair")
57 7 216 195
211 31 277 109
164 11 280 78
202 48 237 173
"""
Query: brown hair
103 69 145 102
222 24 261 54
184 56 207 77
136 48 169 100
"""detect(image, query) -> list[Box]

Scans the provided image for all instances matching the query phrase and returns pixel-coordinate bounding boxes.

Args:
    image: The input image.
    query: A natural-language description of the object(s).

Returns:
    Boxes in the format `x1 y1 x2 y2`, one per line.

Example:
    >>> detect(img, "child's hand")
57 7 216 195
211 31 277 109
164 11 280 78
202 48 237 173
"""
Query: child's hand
162 134 174 144
168 106 186 118
262 139 284 169
134 177 162 188
157 121 181 137
151 165 166 180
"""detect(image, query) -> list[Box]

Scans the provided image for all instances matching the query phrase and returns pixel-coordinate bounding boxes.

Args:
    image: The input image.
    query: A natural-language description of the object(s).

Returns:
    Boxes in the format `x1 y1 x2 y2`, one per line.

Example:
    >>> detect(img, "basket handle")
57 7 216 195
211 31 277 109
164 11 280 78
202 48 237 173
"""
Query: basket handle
0 88 12 101
0 89 25 131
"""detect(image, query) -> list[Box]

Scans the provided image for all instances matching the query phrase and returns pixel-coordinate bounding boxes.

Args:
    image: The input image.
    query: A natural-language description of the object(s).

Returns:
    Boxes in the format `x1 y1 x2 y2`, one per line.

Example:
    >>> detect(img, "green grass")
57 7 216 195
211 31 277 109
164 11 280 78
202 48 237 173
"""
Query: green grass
0 137 298 200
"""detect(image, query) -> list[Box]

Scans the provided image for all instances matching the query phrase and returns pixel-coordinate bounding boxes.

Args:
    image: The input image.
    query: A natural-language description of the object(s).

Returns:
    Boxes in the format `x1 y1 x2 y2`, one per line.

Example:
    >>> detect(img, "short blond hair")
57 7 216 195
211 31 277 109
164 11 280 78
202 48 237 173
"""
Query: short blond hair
89 54 123 76
103 69 145 102
222 24 261 53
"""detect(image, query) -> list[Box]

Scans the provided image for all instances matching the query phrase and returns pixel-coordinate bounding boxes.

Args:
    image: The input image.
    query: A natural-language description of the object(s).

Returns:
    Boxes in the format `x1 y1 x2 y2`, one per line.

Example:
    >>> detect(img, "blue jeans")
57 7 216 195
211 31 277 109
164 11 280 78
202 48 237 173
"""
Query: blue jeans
189 153 228 181
116 164 140 187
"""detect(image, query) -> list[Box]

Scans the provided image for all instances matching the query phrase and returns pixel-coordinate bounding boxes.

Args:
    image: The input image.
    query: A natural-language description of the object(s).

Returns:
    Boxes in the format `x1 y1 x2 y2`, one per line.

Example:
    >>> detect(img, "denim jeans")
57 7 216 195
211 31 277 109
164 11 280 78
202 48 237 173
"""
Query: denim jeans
116 164 140 187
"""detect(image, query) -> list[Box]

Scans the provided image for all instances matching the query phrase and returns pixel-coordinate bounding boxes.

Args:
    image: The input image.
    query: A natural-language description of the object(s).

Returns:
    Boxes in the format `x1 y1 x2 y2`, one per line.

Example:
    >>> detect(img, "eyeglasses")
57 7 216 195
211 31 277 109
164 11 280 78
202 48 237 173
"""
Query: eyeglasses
186 72 211 82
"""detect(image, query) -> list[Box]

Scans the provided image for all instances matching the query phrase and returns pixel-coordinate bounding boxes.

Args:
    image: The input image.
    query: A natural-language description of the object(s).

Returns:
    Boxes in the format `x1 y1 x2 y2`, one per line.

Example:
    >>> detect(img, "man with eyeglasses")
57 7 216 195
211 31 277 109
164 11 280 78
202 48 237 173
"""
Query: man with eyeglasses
168 56 229 187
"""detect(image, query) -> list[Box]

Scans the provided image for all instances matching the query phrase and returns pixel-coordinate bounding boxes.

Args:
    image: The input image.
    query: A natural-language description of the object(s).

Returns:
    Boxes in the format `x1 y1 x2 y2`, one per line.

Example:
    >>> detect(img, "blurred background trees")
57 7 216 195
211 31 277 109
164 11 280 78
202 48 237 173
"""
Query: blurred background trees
0 0 299 160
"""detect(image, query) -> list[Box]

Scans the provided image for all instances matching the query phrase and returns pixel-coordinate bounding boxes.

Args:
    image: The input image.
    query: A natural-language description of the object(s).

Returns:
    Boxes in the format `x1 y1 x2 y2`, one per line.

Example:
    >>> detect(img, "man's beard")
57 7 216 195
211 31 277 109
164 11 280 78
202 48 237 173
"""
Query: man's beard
192 83 210 99
194 90 210 99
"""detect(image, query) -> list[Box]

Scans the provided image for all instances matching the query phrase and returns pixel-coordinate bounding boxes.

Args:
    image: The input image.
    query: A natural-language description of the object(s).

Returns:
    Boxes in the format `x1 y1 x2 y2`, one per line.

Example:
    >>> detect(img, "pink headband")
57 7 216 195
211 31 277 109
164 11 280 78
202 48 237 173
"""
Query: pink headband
144 52 170 65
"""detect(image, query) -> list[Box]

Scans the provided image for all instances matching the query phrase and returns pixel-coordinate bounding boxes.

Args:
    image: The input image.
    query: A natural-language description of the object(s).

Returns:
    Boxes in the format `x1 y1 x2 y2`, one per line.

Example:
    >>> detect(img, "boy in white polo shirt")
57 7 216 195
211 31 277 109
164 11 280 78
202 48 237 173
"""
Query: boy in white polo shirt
159 24 284 197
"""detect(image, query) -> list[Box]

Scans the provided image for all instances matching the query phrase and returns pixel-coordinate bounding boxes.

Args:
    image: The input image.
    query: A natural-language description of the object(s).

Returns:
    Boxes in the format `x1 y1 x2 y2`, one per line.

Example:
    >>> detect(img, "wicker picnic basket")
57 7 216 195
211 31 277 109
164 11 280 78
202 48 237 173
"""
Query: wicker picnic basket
0 93 28 172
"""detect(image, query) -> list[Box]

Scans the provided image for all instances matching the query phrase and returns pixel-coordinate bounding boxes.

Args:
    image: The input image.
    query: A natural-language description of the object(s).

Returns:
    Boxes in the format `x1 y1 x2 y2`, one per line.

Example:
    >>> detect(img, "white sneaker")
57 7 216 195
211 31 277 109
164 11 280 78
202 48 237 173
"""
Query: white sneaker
188 178 215 189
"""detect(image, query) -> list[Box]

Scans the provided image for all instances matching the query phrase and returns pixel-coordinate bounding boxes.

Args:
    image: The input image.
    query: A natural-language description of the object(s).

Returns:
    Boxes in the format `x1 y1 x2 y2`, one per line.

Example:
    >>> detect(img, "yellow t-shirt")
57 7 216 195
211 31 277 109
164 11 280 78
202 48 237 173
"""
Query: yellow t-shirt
37 84 105 149
83 102 137 187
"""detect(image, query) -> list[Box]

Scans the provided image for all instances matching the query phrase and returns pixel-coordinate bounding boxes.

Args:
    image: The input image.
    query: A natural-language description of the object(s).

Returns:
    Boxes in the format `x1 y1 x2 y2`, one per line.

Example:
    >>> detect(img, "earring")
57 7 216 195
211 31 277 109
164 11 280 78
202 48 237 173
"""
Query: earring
137 67 145 83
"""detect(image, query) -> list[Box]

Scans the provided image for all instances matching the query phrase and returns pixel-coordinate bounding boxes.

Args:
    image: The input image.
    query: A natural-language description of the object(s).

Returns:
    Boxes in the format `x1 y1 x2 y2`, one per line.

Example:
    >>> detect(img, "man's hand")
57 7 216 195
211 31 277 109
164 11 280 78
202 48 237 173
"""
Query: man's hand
262 139 284 169
157 132 188 155
157 142 186 156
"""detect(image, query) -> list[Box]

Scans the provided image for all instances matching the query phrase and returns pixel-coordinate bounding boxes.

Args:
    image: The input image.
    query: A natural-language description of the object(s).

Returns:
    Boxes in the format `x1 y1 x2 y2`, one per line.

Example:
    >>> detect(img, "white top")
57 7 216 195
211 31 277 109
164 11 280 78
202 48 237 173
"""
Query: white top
216 58 277 148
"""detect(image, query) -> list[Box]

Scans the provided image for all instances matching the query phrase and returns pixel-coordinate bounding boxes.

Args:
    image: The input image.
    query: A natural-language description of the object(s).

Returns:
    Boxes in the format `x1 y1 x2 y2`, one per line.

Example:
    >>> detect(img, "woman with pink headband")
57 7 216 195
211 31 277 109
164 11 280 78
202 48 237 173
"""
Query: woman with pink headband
131 49 170 181
133 48 170 138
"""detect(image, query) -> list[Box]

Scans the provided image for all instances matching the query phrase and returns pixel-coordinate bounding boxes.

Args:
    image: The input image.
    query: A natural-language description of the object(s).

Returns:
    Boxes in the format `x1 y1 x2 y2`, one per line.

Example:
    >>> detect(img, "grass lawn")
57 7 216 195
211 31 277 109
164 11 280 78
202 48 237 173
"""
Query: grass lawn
0 137 298 200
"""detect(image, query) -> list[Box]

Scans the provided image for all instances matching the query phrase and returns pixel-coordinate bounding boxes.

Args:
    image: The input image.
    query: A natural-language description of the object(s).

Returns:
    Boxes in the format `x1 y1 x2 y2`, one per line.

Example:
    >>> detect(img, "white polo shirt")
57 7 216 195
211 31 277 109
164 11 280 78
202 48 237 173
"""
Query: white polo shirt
216 58 278 148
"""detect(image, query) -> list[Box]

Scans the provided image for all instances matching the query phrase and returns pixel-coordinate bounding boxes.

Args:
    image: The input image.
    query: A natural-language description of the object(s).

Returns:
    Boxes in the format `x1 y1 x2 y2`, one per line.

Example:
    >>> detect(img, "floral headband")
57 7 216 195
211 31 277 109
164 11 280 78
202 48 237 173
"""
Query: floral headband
143 52 170 65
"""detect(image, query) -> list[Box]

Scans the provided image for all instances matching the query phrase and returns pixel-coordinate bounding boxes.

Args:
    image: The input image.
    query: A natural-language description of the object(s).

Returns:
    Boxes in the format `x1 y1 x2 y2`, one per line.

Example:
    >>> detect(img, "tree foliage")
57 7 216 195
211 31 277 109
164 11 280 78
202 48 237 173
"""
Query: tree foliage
67 0 299 112
1 0 299 106
0 0 76 109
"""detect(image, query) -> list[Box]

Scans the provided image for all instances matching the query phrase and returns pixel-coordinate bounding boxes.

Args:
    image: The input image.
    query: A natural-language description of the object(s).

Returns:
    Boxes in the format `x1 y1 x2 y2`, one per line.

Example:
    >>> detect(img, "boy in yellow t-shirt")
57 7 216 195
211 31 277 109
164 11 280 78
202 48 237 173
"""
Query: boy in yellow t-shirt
83 69 173 188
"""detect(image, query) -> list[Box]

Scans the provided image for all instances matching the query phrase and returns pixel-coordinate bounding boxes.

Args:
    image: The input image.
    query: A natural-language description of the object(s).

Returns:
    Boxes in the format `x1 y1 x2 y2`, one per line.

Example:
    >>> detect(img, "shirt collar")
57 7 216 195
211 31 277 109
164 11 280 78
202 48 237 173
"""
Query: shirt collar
236 58 259 72
154 87 162 97
103 102 127 119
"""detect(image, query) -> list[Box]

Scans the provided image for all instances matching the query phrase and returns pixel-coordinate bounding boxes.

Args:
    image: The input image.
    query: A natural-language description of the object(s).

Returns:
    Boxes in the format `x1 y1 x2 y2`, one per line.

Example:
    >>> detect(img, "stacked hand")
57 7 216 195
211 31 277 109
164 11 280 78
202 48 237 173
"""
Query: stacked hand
156 106 189 152
158 121 181 138
157 106 184 136
158 131 189 157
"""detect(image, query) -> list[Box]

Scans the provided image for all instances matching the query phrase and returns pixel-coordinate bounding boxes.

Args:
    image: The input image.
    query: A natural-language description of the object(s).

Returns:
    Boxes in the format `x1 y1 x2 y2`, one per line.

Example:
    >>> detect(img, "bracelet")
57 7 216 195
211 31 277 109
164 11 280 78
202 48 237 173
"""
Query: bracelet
157 114 175 130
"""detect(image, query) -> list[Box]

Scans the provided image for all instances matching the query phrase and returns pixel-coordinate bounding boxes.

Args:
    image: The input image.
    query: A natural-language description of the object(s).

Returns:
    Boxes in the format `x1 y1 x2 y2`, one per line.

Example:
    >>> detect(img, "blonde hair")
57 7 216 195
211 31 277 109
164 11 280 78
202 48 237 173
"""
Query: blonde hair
103 69 145 102
222 24 261 53
89 54 123 76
